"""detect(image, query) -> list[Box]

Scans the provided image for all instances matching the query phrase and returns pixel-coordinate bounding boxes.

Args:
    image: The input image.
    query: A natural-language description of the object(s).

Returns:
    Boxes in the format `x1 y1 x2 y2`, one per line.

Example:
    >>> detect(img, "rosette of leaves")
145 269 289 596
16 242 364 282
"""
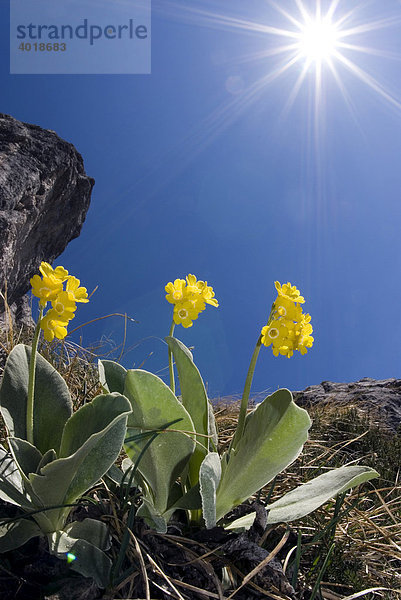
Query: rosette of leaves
0 345 131 587
100 337 378 534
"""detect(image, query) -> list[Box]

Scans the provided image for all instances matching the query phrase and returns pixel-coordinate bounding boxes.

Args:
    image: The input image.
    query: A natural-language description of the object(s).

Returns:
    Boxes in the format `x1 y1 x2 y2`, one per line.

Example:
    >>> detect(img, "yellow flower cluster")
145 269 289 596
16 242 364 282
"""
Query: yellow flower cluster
30 262 88 342
261 281 313 358
165 274 218 328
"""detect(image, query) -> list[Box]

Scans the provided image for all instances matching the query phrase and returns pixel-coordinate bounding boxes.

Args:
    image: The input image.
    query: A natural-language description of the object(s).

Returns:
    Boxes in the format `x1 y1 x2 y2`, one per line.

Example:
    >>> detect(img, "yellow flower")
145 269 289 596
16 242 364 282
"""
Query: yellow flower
261 282 313 358
51 291 76 321
39 262 69 282
30 273 63 307
40 309 70 342
165 279 187 304
295 315 314 355
189 295 206 314
173 300 200 328
274 297 302 321
275 281 305 304
165 274 218 327
185 274 201 295
66 276 89 303
31 263 89 341
198 281 219 307
261 320 288 348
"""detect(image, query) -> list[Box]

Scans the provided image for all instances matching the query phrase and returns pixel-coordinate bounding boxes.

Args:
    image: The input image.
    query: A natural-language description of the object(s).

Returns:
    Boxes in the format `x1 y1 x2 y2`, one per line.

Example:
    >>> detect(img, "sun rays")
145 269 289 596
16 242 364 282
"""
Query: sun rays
107 1 401 219
156 0 401 120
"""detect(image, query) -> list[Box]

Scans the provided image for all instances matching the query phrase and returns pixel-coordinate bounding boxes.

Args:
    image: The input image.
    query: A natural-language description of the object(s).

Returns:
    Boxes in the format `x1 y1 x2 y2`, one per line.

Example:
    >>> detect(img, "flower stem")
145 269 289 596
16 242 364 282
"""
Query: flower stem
230 303 275 452
230 335 262 452
168 320 176 394
26 307 43 444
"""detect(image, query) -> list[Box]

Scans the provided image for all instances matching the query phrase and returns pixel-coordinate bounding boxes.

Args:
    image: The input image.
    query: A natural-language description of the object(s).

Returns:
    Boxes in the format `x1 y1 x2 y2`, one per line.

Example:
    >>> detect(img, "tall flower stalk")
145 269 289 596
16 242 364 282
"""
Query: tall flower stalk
26 307 43 444
26 261 89 443
230 281 314 452
168 320 176 393
165 274 218 391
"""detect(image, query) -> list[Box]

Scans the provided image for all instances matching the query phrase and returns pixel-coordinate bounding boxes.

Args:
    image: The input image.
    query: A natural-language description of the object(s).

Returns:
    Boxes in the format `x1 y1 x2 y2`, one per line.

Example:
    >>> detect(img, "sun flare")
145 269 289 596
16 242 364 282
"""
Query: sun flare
152 0 401 166
297 17 339 64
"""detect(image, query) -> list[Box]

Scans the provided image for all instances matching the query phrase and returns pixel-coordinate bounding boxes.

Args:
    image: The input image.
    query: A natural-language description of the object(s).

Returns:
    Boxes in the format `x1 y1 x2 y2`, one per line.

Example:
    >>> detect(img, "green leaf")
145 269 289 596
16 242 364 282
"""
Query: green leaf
208 402 218 449
215 389 311 522
0 519 42 552
124 369 196 515
0 444 32 508
168 483 202 512
265 465 380 524
0 345 72 454
166 337 210 486
224 512 256 531
136 498 168 533
8 437 43 480
105 464 128 487
98 360 127 394
37 449 57 473
199 452 221 529
29 394 131 515
49 531 111 588
63 518 110 551
59 392 130 458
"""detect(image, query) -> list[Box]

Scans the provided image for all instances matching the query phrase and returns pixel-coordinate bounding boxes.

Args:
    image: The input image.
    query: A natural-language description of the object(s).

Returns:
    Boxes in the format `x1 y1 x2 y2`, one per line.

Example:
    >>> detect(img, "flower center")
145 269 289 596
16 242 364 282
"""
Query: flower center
178 308 188 319
55 302 64 313
268 327 279 339
173 291 182 300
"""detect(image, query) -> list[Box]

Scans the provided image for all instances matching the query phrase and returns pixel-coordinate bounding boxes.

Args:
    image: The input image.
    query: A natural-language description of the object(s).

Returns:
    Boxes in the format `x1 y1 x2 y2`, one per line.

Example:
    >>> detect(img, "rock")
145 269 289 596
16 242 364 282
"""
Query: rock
0 113 94 323
293 377 401 432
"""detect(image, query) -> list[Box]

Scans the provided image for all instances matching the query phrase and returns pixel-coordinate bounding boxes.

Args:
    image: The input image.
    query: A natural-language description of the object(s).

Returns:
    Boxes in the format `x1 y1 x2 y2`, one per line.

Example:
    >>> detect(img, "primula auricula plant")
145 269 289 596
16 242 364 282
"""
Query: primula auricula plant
0 262 132 587
165 274 218 394
99 276 378 534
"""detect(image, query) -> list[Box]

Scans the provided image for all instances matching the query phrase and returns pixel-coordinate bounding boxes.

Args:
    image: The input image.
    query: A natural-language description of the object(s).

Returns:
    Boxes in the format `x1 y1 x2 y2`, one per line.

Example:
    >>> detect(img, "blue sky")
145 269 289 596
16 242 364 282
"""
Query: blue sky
2 0 401 399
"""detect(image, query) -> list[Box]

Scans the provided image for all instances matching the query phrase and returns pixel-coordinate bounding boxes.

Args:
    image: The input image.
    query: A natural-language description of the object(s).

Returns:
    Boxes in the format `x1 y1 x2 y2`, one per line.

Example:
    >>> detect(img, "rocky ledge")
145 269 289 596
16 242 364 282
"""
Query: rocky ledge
0 113 94 324
293 377 401 432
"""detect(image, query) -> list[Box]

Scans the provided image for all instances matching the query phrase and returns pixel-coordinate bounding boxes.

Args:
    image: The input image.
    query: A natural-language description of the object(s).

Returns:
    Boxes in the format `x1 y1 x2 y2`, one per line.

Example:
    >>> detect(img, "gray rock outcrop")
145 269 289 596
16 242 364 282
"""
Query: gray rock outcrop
293 377 401 432
0 113 94 324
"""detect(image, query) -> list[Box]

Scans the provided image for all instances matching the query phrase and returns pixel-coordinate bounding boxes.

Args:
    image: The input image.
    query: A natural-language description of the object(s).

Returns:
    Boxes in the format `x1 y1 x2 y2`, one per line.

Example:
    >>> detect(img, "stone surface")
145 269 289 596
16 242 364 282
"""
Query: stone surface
293 377 401 432
0 113 94 322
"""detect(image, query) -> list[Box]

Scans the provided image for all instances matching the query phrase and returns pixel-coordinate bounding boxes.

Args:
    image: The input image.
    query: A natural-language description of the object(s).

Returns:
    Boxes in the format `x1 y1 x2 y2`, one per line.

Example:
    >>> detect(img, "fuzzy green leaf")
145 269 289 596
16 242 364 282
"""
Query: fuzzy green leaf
63 518 110 550
8 438 43 480
136 498 168 533
0 519 42 552
0 345 72 454
49 531 111 587
30 394 131 512
37 449 57 473
199 452 221 529
168 483 202 512
265 465 380 524
98 360 127 394
166 337 212 486
215 389 311 522
124 369 196 515
224 512 256 531
0 444 32 508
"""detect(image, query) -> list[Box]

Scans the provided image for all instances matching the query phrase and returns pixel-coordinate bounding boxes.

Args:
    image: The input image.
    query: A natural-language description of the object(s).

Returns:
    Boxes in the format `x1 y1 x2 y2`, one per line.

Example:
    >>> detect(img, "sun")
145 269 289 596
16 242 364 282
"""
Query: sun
297 16 339 64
